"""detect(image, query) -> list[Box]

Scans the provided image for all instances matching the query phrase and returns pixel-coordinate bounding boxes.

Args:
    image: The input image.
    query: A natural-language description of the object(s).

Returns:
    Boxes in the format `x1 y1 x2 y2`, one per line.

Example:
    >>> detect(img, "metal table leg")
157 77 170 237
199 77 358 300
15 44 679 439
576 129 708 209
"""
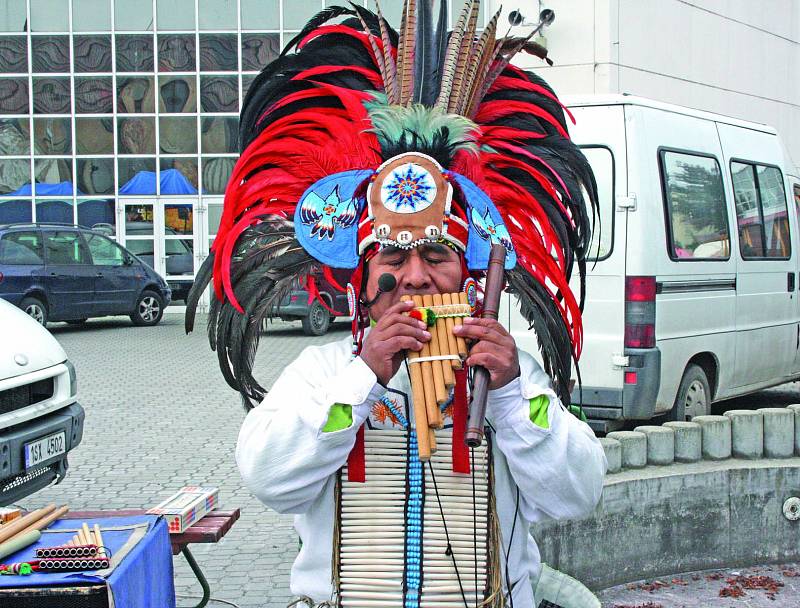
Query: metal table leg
181 546 211 608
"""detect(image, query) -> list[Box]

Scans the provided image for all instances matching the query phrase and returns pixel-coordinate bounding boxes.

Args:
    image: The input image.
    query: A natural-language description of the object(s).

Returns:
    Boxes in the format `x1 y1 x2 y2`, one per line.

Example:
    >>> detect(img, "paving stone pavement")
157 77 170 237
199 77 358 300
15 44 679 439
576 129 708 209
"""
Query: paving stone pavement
20 312 354 608
598 562 800 607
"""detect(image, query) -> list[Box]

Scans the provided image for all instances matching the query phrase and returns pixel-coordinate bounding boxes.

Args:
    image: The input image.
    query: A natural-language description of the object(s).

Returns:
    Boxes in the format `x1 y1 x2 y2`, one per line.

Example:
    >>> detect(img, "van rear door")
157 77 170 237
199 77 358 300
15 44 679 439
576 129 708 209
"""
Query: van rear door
504 103 628 419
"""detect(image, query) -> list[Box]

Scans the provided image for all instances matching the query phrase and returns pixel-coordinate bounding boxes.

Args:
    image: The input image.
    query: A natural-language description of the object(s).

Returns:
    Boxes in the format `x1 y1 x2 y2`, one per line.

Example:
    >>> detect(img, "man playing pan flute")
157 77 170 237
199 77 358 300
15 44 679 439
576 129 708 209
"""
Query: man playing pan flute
186 2 607 607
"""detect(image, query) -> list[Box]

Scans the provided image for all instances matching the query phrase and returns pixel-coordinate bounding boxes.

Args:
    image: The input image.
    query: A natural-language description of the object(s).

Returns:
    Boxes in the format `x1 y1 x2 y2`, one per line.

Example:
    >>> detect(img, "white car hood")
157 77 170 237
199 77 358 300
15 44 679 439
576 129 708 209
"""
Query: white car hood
0 299 67 380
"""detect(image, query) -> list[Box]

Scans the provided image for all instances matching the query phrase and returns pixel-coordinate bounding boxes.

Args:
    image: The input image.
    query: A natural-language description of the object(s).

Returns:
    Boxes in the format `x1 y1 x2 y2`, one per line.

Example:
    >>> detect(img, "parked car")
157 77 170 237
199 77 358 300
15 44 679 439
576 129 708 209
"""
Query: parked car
505 95 800 432
278 270 350 335
0 298 84 506
0 222 172 327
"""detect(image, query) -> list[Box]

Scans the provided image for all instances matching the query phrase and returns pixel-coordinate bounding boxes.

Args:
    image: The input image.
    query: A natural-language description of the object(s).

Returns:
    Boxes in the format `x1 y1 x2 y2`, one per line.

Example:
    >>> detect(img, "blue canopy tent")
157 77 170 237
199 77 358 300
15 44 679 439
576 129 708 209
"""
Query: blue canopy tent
119 169 199 195
8 181 82 196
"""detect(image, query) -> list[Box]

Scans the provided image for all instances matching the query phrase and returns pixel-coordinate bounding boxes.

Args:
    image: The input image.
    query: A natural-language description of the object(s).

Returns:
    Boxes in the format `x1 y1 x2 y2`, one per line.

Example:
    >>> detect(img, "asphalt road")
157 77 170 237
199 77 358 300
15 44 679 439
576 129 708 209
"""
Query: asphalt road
17 312 800 608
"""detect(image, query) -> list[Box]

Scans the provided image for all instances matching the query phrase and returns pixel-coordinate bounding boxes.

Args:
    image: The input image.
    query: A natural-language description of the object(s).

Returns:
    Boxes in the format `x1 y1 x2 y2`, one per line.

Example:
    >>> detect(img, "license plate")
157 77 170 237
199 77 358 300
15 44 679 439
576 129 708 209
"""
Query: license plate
24 431 66 468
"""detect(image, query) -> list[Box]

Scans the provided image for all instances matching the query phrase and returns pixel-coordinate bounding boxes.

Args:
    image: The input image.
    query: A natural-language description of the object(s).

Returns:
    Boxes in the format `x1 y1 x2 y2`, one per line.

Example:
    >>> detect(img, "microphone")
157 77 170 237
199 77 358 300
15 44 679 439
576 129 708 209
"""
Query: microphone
362 273 397 308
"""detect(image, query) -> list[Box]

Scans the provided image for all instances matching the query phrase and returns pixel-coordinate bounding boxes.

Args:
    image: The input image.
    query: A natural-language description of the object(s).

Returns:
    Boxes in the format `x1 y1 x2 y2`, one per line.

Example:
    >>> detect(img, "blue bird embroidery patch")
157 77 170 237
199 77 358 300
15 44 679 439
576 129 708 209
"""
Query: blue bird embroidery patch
299 185 358 240
470 207 514 252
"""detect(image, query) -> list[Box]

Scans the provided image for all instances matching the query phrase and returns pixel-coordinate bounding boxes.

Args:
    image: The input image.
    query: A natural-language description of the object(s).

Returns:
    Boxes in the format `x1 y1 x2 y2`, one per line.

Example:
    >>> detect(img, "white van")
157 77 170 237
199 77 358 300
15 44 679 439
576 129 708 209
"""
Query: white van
505 95 800 432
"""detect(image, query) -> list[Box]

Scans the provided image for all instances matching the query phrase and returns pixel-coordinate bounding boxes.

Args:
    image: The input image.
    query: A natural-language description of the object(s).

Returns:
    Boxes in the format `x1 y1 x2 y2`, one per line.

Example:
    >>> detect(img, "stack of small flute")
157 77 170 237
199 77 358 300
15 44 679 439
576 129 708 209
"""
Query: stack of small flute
0 504 69 561
402 293 471 461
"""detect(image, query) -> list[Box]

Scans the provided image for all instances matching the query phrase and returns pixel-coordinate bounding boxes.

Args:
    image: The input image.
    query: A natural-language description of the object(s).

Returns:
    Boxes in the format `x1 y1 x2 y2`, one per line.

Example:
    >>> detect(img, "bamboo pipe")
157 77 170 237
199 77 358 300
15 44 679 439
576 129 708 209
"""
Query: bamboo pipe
432 293 455 389
413 295 441 429
455 293 469 358
423 294 448 408
0 530 40 561
17 505 69 539
82 522 92 546
442 293 461 370
0 504 56 544
402 296 432 461
94 524 105 557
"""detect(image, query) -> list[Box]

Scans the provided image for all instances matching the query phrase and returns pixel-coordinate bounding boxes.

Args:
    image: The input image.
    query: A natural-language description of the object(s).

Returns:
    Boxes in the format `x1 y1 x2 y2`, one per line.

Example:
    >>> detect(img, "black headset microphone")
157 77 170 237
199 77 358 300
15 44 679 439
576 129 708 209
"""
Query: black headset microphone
361 273 397 308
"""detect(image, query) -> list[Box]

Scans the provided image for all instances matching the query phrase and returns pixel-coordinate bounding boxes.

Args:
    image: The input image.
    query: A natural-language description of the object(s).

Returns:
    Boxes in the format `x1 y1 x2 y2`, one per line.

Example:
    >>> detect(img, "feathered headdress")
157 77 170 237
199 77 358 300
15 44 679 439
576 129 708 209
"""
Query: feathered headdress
185 0 598 409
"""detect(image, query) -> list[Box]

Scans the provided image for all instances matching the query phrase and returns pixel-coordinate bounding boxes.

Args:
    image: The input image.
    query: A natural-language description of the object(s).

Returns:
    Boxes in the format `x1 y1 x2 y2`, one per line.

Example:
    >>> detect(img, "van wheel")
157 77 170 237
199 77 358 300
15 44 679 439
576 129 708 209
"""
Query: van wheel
672 364 711 421
302 300 331 336
131 290 164 326
21 297 48 326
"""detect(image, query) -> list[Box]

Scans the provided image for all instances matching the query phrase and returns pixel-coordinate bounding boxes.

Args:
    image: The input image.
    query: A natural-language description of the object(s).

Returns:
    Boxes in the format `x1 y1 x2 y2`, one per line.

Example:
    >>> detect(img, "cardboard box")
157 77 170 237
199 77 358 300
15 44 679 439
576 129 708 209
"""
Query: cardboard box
147 486 219 533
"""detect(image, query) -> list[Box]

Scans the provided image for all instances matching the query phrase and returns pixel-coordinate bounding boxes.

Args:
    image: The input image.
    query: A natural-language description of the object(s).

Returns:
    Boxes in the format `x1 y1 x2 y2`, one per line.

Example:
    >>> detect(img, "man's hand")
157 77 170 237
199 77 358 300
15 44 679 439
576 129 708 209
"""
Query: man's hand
360 300 431 386
453 317 520 389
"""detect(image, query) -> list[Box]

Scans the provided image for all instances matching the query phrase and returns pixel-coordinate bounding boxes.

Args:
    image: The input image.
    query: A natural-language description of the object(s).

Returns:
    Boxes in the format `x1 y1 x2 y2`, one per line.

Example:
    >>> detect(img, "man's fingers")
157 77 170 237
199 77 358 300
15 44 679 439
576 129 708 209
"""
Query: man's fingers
453 321 514 347
379 322 431 343
375 310 427 332
462 316 510 336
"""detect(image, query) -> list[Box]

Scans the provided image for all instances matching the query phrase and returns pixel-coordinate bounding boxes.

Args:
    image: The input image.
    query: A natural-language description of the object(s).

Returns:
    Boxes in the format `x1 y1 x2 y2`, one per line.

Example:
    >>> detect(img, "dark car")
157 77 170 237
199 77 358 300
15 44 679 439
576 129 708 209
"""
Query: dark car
278 270 351 336
0 223 172 327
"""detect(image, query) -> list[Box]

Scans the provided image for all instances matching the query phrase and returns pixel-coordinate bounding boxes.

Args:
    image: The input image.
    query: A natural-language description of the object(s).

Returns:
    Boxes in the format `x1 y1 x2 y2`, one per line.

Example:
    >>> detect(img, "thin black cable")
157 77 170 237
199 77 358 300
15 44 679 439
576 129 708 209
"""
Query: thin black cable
471 446 478 606
427 461 469 608
504 487 521 608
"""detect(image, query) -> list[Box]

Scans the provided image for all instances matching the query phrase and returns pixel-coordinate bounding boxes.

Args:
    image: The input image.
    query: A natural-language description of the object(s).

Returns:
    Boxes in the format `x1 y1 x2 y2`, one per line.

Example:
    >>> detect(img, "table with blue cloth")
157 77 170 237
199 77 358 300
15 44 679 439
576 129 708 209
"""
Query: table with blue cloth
0 514 175 608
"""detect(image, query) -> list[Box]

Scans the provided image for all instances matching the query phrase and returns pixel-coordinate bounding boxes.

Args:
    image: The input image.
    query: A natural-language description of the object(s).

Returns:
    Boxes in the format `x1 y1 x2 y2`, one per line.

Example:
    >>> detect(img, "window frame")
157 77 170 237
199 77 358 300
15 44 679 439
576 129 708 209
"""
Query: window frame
658 146 732 263
578 144 615 262
84 231 126 266
729 157 790 261
0 229 44 265
42 229 91 266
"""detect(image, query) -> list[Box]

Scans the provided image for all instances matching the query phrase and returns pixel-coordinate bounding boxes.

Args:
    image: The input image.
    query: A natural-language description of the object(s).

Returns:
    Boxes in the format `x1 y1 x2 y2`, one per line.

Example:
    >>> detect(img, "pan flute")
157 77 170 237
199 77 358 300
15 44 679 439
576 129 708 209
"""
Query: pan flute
402 293 472 460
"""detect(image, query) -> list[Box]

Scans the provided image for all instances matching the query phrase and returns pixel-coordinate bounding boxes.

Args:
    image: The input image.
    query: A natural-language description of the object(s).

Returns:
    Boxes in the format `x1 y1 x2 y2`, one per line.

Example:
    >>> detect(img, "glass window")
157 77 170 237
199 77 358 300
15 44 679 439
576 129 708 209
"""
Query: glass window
31 0 69 32
240 0 280 30
0 159 31 195
161 158 198 194
200 75 238 112
78 198 115 233
157 0 195 30
118 158 156 194
75 77 113 114
159 117 197 154
34 158 73 191
158 76 197 113
202 157 234 195
0 78 28 113
124 203 154 234
661 150 730 261
125 238 154 256
32 77 72 114
580 147 614 260
283 1 321 30
116 35 154 72
199 0 237 30
201 116 238 154
0 198 31 222
75 118 114 154
36 198 73 223
86 233 125 266
164 203 193 235
118 117 155 154
77 158 115 195
0 1 27 33
74 36 112 73
72 0 112 32
200 34 238 71
33 118 72 155
732 161 790 259
242 74 256 99
44 231 89 265
0 118 30 155
32 36 70 73
207 201 223 234
115 0 153 31
0 36 28 73
158 35 196 72
241 33 280 71
117 76 155 113
0 231 44 265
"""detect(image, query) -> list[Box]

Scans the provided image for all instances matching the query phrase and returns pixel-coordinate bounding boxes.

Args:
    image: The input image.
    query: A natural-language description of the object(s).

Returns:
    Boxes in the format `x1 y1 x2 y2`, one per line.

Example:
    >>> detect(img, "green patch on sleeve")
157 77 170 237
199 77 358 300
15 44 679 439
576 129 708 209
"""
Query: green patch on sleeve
528 394 550 429
322 403 353 433
568 404 589 422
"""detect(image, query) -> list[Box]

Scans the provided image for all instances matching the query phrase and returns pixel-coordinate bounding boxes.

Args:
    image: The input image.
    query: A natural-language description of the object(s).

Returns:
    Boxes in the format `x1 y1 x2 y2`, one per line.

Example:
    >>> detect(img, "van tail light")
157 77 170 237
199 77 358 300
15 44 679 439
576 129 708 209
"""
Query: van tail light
625 276 656 348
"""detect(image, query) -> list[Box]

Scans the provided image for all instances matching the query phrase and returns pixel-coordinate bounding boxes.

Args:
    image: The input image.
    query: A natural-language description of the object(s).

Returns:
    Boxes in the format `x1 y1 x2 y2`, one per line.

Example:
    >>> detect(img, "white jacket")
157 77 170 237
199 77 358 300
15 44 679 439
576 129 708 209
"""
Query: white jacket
236 334 607 606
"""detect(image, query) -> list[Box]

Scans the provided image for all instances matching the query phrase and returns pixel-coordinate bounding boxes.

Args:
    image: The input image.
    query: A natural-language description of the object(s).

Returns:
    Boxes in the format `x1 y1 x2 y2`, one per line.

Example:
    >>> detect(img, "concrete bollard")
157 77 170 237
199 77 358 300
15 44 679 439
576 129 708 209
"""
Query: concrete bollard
724 410 763 459
599 437 622 474
663 421 702 462
786 404 800 456
633 425 675 465
606 431 647 469
692 415 732 460
758 408 795 458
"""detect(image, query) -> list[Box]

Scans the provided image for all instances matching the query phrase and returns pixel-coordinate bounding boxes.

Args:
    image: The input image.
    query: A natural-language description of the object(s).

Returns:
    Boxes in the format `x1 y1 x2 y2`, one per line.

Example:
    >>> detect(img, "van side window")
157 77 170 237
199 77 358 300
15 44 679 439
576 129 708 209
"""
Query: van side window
44 231 89 265
580 146 614 260
85 233 125 266
0 231 44 265
731 161 790 259
660 151 730 261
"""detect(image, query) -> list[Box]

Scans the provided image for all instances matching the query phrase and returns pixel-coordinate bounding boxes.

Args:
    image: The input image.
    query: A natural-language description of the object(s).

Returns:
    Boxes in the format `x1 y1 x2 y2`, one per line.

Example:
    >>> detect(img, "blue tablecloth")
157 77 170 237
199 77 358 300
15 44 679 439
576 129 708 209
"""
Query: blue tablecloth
0 514 175 608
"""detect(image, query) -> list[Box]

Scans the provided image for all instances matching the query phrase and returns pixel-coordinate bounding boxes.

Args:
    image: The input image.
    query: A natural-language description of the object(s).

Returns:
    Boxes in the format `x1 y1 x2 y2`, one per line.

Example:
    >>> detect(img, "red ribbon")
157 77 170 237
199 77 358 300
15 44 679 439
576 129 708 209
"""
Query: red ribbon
452 368 470 474
347 425 366 482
